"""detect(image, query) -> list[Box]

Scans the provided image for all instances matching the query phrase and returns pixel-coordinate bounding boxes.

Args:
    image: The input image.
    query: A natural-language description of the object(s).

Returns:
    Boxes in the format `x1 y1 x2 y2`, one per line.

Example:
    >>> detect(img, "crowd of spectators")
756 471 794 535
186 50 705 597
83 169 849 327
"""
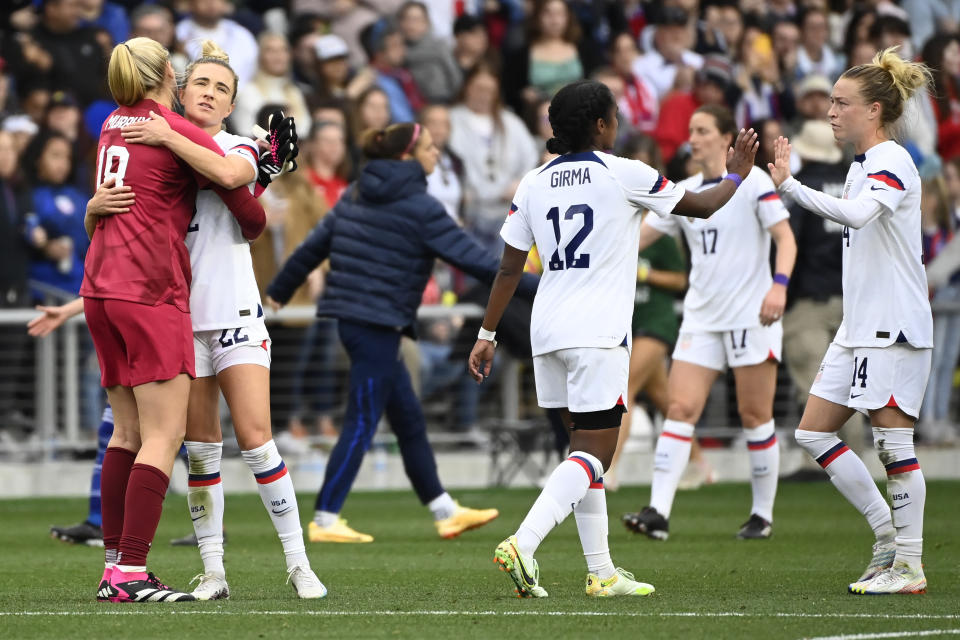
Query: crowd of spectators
2 0 960 444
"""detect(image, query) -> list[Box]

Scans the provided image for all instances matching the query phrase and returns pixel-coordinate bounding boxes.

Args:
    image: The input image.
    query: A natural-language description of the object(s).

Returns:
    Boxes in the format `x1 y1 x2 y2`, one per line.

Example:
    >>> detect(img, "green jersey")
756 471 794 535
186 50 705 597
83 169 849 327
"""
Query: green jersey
632 234 685 345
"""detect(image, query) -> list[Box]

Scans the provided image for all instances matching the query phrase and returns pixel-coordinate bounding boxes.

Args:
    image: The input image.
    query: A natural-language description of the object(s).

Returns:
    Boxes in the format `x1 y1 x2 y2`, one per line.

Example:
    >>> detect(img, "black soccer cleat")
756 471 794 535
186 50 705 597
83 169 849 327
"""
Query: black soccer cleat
622 506 669 540
111 570 196 602
51 520 103 547
736 514 772 539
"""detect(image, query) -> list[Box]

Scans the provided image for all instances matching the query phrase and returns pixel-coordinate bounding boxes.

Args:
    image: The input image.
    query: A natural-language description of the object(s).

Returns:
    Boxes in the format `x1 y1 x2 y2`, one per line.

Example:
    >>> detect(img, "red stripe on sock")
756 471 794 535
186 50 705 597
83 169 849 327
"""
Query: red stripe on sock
569 457 594 481
588 481 604 489
818 445 849 468
662 431 692 442
255 467 288 484
886 463 920 475
188 477 222 487
747 437 777 450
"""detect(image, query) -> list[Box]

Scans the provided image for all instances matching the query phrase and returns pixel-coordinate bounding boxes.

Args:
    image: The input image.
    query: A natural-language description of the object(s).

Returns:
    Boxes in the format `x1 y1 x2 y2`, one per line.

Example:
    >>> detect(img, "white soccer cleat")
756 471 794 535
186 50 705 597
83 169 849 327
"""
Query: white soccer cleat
189 571 230 600
848 561 926 595
854 540 896 583
286 564 327 599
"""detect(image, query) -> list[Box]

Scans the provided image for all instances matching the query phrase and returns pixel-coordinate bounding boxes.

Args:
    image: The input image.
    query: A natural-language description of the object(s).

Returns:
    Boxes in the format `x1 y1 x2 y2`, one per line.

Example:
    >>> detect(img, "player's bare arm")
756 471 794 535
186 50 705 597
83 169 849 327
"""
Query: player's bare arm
468 244 528 383
637 218 665 253
672 128 758 219
121 111 255 188
27 297 85 338
759 219 796 326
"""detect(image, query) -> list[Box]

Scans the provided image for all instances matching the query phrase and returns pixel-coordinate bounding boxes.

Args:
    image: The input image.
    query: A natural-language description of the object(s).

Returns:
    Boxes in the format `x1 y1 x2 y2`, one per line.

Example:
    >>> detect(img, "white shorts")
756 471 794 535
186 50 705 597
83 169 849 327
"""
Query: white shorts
809 341 931 418
672 323 783 371
533 346 628 413
193 321 271 378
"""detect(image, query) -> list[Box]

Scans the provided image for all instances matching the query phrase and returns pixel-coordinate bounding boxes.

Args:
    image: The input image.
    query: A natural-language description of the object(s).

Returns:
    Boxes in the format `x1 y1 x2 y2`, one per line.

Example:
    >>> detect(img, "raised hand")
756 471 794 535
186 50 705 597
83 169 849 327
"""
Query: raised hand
725 128 759 179
767 136 792 187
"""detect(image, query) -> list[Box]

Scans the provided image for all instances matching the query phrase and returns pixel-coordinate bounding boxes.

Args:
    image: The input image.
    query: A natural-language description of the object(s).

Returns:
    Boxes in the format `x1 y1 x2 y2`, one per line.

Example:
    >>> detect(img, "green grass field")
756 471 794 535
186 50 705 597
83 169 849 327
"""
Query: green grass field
2 481 958 639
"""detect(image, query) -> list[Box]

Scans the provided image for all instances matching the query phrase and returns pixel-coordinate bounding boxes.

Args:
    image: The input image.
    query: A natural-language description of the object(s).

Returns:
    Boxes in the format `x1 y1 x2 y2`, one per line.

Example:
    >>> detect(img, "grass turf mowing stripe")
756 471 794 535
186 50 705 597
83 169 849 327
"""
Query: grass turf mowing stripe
3 612 960 619
808 630 960 640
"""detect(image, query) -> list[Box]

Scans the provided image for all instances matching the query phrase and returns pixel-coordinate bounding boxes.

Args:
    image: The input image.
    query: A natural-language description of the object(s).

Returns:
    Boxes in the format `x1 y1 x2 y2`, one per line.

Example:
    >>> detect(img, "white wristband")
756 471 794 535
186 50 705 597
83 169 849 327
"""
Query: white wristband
478 327 497 346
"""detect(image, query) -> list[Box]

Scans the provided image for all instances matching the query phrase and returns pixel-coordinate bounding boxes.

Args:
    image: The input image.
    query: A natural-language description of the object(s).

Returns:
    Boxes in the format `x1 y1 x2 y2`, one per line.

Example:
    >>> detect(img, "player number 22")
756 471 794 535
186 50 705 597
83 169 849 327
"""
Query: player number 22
546 204 593 271
96 144 130 187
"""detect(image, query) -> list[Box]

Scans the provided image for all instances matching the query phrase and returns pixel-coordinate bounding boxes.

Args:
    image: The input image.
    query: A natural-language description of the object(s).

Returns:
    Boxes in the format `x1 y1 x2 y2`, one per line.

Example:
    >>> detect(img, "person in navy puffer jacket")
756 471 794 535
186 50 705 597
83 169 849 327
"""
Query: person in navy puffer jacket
267 121 538 543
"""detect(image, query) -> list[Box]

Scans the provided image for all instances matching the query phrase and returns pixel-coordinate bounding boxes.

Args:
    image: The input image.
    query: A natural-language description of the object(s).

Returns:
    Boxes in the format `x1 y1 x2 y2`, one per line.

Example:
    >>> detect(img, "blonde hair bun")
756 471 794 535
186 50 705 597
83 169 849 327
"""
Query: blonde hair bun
872 46 932 103
199 39 230 63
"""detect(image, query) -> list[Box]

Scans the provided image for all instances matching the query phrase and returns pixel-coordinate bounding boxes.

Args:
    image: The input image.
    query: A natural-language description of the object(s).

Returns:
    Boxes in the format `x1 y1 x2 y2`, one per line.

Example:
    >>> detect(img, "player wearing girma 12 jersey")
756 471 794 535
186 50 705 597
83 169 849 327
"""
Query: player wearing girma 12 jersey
623 105 797 542
769 48 933 595
82 36 265 604
468 80 759 598
91 40 324 600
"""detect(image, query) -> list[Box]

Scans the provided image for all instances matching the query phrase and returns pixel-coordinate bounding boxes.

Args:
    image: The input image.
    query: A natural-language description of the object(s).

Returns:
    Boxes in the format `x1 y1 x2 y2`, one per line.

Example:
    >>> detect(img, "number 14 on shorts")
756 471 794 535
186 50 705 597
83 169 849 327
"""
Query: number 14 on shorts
851 356 868 393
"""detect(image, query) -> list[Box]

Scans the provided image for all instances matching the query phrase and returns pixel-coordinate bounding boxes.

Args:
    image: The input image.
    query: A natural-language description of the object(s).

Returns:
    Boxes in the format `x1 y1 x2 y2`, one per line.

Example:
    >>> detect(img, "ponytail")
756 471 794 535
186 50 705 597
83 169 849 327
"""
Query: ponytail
107 37 169 106
360 123 421 159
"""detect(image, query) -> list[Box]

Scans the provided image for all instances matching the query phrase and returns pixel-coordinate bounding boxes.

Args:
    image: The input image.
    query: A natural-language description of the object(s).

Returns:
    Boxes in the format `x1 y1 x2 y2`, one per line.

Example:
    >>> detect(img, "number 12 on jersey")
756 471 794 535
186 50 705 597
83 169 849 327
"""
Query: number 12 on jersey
546 204 593 271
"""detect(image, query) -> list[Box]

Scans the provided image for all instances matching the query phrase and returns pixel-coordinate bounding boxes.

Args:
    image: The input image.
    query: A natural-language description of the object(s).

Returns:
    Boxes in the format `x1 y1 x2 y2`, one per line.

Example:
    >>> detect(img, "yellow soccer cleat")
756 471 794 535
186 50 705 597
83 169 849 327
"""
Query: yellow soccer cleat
493 536 548 598
435 503 499 539
308 518 373 543
585 568 656 597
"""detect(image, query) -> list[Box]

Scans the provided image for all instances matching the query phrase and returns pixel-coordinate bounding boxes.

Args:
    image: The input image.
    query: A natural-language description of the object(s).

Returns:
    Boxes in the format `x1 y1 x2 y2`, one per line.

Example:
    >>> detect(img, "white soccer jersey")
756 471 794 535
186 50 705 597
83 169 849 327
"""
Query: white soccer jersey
646 166 789 331
185 130 262 331
500 151 685 356
835 141 932 348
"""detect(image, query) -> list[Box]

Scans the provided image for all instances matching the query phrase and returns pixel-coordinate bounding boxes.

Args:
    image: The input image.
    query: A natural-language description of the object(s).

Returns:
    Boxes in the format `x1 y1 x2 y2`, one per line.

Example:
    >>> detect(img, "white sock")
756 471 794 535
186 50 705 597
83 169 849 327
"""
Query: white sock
314 510 338 528
873 428 925 568
428 492 457 521
515 451 603 557
795 429 895 543
649 420 694 518
745 419 779 522
116 564 146 573
574 478 615 580
185 440 225 576
242 440 309 570
105 549 118 565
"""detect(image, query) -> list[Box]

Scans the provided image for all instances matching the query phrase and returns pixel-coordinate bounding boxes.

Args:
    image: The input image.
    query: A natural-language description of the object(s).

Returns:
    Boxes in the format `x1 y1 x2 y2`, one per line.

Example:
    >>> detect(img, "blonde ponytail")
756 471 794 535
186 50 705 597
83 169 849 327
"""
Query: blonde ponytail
107 37 170 106
182 39 239 102
842 46 933 134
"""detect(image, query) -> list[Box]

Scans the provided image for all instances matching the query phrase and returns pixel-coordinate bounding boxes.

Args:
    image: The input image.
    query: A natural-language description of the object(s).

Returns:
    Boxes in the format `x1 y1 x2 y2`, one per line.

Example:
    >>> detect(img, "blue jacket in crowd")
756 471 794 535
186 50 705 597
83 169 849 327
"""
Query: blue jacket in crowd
24 184 90 300
267 159 537 335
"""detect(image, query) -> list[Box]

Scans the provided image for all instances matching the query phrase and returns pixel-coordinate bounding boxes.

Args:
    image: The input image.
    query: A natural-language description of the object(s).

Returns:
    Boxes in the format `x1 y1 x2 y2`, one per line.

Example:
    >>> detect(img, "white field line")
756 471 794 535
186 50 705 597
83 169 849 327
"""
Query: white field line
806 630 960 640
1 611 959 620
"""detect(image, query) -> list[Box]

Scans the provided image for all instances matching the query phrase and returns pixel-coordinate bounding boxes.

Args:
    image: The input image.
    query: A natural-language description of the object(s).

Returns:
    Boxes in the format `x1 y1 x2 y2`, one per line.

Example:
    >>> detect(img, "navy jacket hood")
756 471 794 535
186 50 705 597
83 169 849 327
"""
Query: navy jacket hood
357 159 426 203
